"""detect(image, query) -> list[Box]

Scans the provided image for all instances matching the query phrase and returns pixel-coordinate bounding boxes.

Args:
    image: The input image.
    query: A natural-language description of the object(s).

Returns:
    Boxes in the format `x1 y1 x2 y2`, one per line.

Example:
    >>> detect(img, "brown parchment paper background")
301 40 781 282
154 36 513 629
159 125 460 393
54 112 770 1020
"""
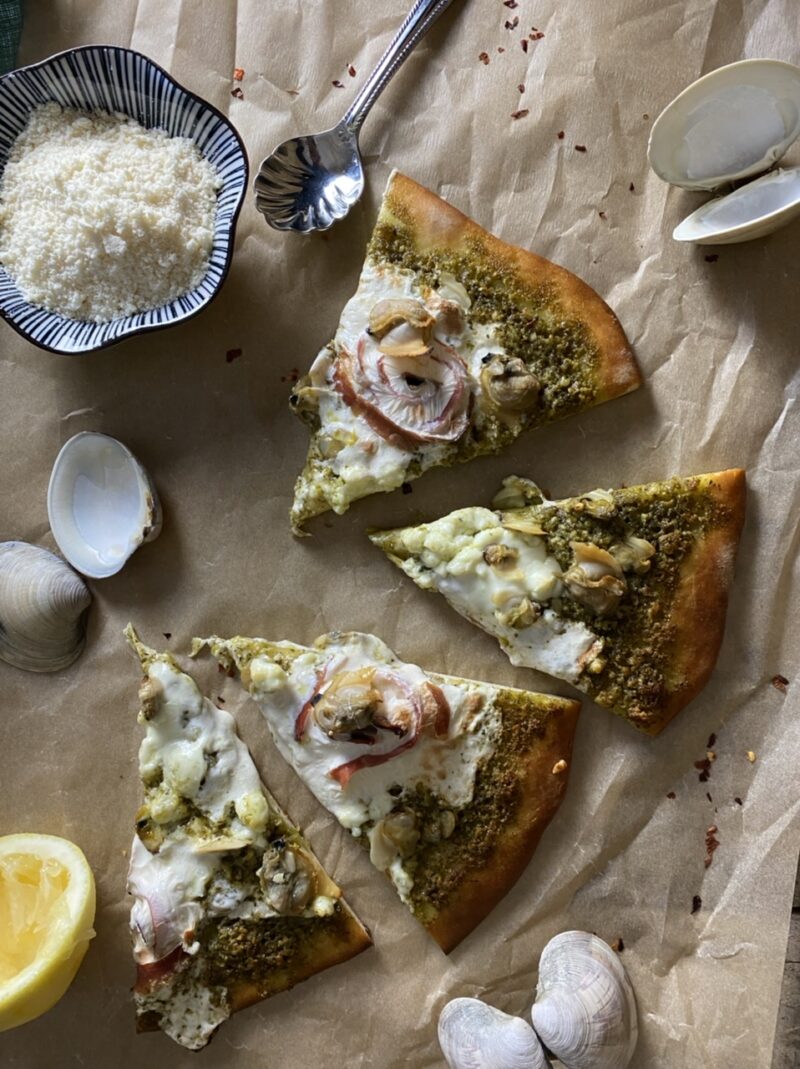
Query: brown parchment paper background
1 1 799 1066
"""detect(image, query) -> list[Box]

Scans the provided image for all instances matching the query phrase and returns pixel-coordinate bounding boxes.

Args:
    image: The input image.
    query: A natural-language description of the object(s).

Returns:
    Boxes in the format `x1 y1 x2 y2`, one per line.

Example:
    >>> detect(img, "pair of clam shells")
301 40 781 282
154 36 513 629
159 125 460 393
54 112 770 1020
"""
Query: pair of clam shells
439 932 637 1069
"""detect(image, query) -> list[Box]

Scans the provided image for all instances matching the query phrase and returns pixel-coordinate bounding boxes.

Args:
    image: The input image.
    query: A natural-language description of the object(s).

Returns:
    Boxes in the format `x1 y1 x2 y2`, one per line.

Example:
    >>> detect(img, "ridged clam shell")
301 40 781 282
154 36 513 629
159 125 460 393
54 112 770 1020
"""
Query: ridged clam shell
0 541 91 672
439 998 548 1069
531 932 637 1069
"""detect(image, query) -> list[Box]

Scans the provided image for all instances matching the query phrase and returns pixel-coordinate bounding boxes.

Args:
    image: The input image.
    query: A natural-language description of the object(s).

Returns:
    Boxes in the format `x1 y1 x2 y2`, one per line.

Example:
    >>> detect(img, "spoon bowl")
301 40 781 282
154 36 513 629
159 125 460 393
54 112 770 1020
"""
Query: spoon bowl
254 0 458 233
254 123 363 233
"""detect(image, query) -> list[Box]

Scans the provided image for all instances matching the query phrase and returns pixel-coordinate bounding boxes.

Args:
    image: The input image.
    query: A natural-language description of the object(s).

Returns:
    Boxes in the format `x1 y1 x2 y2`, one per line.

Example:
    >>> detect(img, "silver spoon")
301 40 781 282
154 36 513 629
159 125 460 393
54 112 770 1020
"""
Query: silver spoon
254 0 459 233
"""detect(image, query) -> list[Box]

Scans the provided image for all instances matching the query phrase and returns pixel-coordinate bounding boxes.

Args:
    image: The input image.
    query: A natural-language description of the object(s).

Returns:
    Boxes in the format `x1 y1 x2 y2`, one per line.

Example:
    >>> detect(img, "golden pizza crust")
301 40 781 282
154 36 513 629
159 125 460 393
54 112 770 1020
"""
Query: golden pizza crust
382 171 641 404
637 468 746 735
419 686 580 953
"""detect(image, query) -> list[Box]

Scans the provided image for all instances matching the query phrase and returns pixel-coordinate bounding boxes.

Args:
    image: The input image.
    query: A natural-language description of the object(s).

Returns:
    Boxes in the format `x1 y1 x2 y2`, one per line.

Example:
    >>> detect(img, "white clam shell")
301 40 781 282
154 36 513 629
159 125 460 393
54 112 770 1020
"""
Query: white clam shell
439 998 548 1069
672 164 800 245
47 432 162 579
648 59 800 191
531 932 637 1069
0 541 91 672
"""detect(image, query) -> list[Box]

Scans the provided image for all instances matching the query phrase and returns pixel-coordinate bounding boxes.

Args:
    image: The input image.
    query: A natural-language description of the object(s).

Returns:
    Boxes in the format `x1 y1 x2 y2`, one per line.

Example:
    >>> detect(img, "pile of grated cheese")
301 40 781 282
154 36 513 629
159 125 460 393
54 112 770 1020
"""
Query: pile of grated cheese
0 103 222 323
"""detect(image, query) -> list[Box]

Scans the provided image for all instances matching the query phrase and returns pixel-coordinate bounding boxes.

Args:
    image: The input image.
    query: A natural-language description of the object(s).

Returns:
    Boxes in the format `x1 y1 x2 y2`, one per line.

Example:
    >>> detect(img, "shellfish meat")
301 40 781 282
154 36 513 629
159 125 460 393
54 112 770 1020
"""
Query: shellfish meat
439 998 548 1069
0 541 91 673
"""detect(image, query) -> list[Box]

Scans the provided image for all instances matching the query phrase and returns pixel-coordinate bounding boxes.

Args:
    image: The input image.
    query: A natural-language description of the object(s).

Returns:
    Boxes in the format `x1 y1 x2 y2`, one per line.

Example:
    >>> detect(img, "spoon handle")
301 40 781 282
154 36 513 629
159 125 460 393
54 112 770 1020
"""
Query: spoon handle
343 0 459 135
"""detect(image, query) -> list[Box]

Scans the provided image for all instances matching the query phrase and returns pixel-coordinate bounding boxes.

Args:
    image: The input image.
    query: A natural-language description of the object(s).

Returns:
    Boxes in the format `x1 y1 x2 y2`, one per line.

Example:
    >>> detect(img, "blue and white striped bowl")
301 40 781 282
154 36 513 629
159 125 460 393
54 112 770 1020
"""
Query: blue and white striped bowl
0 45 248 355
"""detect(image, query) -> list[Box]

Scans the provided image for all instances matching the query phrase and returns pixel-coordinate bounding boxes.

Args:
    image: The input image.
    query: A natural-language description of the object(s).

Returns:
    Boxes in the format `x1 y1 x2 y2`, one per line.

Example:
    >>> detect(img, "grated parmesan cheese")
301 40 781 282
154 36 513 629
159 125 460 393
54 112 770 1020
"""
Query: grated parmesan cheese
0 103 221 322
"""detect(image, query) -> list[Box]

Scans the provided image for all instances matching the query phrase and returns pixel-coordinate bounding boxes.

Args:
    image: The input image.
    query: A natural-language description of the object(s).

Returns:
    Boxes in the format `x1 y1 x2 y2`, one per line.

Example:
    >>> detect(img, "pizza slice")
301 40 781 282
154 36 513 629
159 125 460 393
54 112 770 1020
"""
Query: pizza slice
368 469 746 735
289 170 641 533
193 631 580 953
124 626 371 1050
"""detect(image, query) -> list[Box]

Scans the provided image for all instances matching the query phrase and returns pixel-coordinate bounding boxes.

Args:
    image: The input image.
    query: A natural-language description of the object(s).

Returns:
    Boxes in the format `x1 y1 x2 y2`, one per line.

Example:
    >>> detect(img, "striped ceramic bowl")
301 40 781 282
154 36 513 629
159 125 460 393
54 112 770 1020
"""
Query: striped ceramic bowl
0 45 248 355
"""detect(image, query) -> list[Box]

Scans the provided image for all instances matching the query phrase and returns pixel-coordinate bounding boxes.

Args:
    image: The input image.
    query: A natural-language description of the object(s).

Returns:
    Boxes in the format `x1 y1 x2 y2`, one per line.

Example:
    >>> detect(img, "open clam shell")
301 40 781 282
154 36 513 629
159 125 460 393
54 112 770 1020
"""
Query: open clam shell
648 59 800 191
530 931 638 1069
47 433 162 580
0 542 91 672
673 164 800 244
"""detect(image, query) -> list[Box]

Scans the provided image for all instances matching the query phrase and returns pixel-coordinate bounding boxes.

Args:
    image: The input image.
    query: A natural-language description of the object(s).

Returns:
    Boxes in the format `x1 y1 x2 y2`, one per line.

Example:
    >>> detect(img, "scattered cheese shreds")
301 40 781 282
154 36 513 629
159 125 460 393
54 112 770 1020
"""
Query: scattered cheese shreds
0 103 221 323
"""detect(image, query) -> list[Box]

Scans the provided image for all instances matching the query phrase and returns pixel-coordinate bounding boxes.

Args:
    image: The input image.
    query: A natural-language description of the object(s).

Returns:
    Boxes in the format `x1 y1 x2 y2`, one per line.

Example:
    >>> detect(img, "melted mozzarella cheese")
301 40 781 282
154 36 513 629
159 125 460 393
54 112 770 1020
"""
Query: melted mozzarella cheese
386 507 600 683
227 633 499 899
302 260 507 507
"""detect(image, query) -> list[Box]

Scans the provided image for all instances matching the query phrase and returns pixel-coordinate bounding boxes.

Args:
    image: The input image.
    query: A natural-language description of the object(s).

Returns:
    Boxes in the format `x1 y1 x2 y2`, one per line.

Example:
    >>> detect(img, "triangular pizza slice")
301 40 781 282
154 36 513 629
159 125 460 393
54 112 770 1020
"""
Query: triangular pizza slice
289 170 641 533
369 469 746 735
194 631 580 953
124 626 371 1050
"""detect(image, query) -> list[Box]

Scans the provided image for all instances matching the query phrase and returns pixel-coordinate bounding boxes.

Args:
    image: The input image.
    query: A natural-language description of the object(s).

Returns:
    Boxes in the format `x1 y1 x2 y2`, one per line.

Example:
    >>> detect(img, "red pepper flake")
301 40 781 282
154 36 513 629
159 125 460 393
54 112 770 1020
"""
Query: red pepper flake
332 80 345 88
694 756 712 783
734 796 743 806
521 38 529 53
479 51 490 64
691 894 702 914
505 16 519 29
401 482 413 495
557 130 565 139
348 65 357 77
704 254 719 263
611 937 625 952
771 674 789 692
230 87 244 100
598 210 607 219
707 732 717 748
225 347 242 363
666 791 676 799
518 83 525 94
704 824 720 868
530 30 545 40
281 368 300 383
511 109 530 120
575 144 587 152
162 632 172 640
706 792 713 803
217 696 226 704
497 46 506 53
233 67 244 82
629 181 635 191
503 0 519 7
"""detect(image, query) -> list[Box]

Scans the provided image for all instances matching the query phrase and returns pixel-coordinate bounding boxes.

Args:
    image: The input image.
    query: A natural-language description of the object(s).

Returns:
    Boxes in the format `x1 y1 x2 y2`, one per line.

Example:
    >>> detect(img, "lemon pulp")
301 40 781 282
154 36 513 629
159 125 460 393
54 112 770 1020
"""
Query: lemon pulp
0 853 71 982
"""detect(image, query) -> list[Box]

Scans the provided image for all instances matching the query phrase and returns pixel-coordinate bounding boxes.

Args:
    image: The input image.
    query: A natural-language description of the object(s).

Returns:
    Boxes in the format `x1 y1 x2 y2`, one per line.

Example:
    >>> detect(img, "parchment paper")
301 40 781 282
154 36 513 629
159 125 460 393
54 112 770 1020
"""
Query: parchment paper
1 1 799 1066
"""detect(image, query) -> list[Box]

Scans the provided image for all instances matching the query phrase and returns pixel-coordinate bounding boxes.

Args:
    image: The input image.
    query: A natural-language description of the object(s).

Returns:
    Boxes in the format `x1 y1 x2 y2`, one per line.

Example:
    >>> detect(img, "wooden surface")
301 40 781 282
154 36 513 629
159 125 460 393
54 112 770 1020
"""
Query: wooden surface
772 858 800 1068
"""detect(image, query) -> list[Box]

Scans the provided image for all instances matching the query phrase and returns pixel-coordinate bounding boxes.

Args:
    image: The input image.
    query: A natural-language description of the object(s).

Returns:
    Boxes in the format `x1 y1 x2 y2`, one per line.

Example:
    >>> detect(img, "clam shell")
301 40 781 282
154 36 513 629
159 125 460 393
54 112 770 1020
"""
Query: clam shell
439 998 548 1069
672 164 800 245
47 432 162 579
648 59 800 191
0 541 91 672
531 931 638 1069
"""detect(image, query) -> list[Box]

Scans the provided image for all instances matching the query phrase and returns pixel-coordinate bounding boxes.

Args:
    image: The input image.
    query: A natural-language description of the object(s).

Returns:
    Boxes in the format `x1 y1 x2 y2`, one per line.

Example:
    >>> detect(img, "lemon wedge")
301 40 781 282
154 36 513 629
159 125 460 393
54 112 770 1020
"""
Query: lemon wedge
0 833 96 1031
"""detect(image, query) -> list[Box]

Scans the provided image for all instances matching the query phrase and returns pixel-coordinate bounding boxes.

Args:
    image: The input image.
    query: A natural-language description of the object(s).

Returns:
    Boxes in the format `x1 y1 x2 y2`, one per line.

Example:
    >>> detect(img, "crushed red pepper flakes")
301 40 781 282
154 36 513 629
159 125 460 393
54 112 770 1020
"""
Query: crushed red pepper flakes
643 112 650 120
163 632 172 640
401 482 413 495
217 696 226 704
503 0 519 7
704 825 720 868
734 796 743 806
518 83 525 93
599 210 607 219
704 254 719 263
348 65 357 77
530 30 545 40
557 130 565 139
280 368 300 383
629 182 635 191
666 791 676 799
505 16 519 29
479 51 490 64
233 67 244 82
706 792 713 803
707 732 717 748
694 756 712 783
497 46 506 53
575 144 587 152
611 937 625 952
332 80 345 89
230 87 244 100
225 348 242 363
511 109 530 120
691 894 702 914
771 674 789 692
521 38 529 53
